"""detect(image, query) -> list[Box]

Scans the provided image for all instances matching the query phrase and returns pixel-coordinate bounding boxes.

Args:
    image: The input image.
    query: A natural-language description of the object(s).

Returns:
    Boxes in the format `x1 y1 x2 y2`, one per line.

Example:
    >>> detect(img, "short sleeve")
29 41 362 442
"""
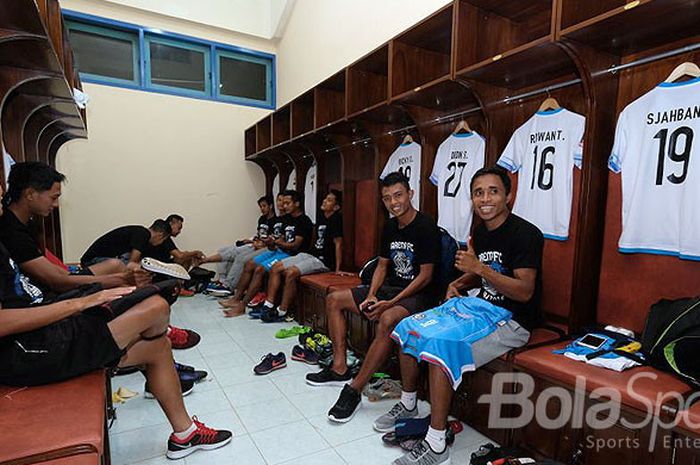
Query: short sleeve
130 228 150 252
609 112 627 174
573 115 586 170
510 224 544 271
415 220 441 265
497 132 521 173
331 213 343 239
379 222 392 259
3 230 42 264
430 141 448 185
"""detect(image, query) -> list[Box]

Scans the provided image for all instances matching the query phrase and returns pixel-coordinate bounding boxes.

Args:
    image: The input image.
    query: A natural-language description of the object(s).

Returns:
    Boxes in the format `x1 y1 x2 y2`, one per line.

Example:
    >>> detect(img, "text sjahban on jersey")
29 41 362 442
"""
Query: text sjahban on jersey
647 105 700 125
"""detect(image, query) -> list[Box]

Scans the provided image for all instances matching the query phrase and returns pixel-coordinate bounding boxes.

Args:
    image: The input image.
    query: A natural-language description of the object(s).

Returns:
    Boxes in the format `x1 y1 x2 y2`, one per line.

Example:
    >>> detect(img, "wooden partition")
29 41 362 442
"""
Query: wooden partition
272 105 290 146
314 71 346 128
347 45 389 117
290 90 314 139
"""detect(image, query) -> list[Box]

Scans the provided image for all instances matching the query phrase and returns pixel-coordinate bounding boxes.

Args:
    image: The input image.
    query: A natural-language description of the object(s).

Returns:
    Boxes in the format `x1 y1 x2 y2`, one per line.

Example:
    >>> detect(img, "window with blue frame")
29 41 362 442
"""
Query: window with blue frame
64 11 275 109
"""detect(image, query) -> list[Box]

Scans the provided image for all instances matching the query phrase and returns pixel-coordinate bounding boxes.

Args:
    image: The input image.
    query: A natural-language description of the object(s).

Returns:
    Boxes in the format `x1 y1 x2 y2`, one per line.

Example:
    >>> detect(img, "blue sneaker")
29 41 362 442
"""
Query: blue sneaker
175 362 208 383
248 303 266 319
206 282 231 297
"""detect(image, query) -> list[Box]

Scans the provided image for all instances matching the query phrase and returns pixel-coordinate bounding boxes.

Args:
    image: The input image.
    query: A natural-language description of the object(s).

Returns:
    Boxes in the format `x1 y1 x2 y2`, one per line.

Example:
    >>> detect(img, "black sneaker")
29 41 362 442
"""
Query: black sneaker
144 377 195 399
305 367 353 387
261 307 286 323
328 384 361 423
166 416 233 459
253 352 286 375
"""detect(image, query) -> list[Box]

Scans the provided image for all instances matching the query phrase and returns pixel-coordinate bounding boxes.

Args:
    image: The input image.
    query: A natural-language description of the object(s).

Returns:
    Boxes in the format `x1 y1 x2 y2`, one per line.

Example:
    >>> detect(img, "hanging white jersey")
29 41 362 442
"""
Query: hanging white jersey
3 146 15 184
304 163 317 223
609 77 700 260
497 108 585 240
272 173 280 203
380 141 422 210
286 169 297 190
430 132 486 243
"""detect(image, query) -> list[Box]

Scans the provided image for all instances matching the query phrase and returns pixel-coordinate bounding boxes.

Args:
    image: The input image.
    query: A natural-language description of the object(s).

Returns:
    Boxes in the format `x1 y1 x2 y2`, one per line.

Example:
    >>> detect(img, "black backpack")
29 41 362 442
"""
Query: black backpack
436 227 459 295
641 296 700 388
185 266 216 293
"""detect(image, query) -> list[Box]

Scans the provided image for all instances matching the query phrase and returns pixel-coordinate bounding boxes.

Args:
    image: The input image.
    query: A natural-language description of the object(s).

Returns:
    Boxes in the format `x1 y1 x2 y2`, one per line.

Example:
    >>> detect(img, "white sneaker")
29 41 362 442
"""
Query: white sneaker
141 257 190 280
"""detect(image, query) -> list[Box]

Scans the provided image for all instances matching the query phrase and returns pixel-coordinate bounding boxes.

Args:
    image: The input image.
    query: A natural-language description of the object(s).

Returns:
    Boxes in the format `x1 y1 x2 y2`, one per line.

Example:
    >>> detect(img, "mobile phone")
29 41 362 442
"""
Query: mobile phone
576 334 608 350
362 300 377 313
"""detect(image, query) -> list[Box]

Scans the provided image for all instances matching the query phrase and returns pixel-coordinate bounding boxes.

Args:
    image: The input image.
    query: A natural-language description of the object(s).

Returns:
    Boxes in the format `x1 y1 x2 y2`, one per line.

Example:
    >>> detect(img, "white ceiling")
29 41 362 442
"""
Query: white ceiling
102 0 295 39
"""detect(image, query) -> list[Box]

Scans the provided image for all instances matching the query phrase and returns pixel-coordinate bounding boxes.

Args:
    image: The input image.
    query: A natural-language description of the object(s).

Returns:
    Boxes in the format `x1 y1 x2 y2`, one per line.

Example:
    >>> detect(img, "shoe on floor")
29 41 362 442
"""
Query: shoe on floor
206 282 232 297
144 377 195 399
291 345 319 365
248 291 267 307
328 384 361 423
179 288 195 297
168 326 201 350
141 257 190 280
305 367 352 387
175 362 208 383
254 352 286 375
276 325 311 339
392 439 450 465
373 401 420 433
261 307 286 323
247 302 266 318
166 416 233 459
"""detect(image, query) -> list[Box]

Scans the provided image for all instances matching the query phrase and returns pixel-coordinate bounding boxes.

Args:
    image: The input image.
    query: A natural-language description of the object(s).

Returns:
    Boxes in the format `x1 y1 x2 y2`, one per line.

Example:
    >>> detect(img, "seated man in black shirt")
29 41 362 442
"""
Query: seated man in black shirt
0 182 232 459
386 167 542 465
144 214 205 269
200 195 278 291
255 189 345 322
224 190 313 317
306 172 440 423
0 162 147 292
81 220 172 269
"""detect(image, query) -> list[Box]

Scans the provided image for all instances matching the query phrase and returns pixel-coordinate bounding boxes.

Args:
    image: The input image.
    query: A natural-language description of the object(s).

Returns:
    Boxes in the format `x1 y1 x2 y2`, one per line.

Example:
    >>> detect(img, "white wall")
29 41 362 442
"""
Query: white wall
57 0 273 261
276 0 451 105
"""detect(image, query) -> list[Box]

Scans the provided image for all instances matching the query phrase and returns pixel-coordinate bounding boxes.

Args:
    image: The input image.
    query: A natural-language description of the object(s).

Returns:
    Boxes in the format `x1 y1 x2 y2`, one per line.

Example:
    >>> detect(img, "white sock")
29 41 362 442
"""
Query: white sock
173 421 196 441
263 300 274 308
400 390 417 411
425 426 446 453
277 306 287 316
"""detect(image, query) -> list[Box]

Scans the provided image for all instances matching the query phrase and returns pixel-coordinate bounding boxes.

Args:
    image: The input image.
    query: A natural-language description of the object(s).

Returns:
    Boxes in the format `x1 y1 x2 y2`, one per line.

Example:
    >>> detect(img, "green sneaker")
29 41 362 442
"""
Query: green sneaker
275 326 311 339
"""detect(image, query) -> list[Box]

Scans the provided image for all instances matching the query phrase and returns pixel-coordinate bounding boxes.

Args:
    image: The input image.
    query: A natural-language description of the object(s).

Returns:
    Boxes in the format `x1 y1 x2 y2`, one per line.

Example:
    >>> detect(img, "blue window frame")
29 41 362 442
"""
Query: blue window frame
63 10 276 109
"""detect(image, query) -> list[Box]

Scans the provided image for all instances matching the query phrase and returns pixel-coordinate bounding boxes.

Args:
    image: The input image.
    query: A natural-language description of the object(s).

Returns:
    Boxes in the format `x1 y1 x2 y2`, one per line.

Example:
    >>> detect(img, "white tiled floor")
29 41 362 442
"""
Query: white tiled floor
109 294 492 465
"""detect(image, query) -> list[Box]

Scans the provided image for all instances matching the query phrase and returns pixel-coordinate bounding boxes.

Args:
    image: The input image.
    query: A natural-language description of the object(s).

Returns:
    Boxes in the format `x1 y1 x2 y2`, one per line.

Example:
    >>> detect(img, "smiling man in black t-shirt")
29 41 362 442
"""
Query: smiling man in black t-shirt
256 189 344 322
306 172 440 423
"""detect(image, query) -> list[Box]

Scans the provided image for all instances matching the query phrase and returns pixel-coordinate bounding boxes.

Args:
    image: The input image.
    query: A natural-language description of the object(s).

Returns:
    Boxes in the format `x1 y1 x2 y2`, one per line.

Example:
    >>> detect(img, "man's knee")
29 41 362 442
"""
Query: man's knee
284 267 301 283
143 295 170 323
377 310 404 336
253 265 266 276
326 290 344 313
244 260 256 271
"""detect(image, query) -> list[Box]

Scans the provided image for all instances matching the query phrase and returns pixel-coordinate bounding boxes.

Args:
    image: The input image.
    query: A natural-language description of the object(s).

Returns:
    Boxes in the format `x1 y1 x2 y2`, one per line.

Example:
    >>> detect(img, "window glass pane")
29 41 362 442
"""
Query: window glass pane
149 41 206 92
219 55 268 101
69 28 136 82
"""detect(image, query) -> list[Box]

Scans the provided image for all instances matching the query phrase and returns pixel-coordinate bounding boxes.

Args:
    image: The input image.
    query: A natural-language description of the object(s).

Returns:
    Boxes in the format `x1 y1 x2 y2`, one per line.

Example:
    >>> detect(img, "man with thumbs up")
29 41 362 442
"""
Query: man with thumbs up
387 166 544 465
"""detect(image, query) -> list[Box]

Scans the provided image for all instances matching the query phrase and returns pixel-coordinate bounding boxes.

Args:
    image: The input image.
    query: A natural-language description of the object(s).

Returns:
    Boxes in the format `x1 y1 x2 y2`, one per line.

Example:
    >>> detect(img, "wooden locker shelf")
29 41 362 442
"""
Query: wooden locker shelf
256 115 272 152
272 105 290 146
244 125 256 157
346 44 389 118
314 70 346 128
291 90 315 139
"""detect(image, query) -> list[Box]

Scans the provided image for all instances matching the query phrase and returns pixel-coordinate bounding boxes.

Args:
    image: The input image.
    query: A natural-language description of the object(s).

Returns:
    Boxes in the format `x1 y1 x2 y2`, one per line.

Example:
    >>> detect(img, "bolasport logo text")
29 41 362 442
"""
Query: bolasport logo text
479 372 700 452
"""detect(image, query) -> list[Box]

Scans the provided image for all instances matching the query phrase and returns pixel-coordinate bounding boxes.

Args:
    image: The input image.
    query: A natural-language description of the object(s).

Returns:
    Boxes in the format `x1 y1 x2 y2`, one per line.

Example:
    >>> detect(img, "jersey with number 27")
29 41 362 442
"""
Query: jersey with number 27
381 141 422 210
497 108 585 240
430 132 486 243
609 77 700 260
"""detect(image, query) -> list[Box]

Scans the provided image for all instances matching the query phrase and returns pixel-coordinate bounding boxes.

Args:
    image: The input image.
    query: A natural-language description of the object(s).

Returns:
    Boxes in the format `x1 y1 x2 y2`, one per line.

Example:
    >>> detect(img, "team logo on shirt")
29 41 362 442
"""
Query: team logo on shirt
273 221 284 239
10 258 43 304
478 251 506 302
284 225 296 243
390 241 415 280
258 223 270 239
315 225 326 250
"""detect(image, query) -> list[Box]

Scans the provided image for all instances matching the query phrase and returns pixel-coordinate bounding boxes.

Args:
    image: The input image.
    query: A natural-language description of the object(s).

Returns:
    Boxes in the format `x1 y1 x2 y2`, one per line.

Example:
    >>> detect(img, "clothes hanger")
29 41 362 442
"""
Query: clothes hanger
453 120 472 134
538 95 561 112
402 134 414 144
665 62 700 83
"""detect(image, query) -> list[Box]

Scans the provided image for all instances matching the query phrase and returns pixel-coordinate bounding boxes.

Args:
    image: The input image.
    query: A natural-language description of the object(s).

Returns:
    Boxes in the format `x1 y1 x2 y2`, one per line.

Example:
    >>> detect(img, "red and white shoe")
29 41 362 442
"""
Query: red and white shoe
166 417 232 459
247 292 267 308
168 325 201 350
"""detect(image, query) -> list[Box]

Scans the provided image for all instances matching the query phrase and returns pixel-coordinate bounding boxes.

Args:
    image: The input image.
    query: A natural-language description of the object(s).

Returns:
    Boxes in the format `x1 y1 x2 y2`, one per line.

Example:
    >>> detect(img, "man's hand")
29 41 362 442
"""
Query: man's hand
455 238 483 275
82 286 136 308
445 282 463 300
126 266 153 288
364 300 393 321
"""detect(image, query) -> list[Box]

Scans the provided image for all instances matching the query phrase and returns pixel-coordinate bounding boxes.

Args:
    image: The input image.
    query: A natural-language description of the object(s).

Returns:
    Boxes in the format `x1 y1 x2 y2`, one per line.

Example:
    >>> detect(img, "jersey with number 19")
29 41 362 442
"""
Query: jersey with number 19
609 77 700 260
497 108 585 240
430 132 486 243
381 141 422 210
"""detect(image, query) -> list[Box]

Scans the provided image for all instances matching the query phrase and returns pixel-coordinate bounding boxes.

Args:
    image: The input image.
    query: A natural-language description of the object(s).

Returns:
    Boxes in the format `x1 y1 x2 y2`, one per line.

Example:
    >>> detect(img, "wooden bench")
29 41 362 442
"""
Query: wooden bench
0 370 110 465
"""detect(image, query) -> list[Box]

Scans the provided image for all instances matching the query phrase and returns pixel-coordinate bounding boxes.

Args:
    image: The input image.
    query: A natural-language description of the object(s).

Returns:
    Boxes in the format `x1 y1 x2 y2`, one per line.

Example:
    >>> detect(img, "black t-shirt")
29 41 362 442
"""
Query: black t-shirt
312 211 343 270
81 225 151 265
0 209 43 265
270 215 288 240
143 237 177 263
257 215 275 239
283 214 314 256
0 241 45 309
473 213 544 331
379 212 441 288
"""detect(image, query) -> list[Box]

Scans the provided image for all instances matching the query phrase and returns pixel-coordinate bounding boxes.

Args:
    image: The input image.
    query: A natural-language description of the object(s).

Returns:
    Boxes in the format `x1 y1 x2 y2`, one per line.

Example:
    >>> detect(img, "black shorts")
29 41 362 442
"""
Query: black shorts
351 284 436 315
0 311 123 386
